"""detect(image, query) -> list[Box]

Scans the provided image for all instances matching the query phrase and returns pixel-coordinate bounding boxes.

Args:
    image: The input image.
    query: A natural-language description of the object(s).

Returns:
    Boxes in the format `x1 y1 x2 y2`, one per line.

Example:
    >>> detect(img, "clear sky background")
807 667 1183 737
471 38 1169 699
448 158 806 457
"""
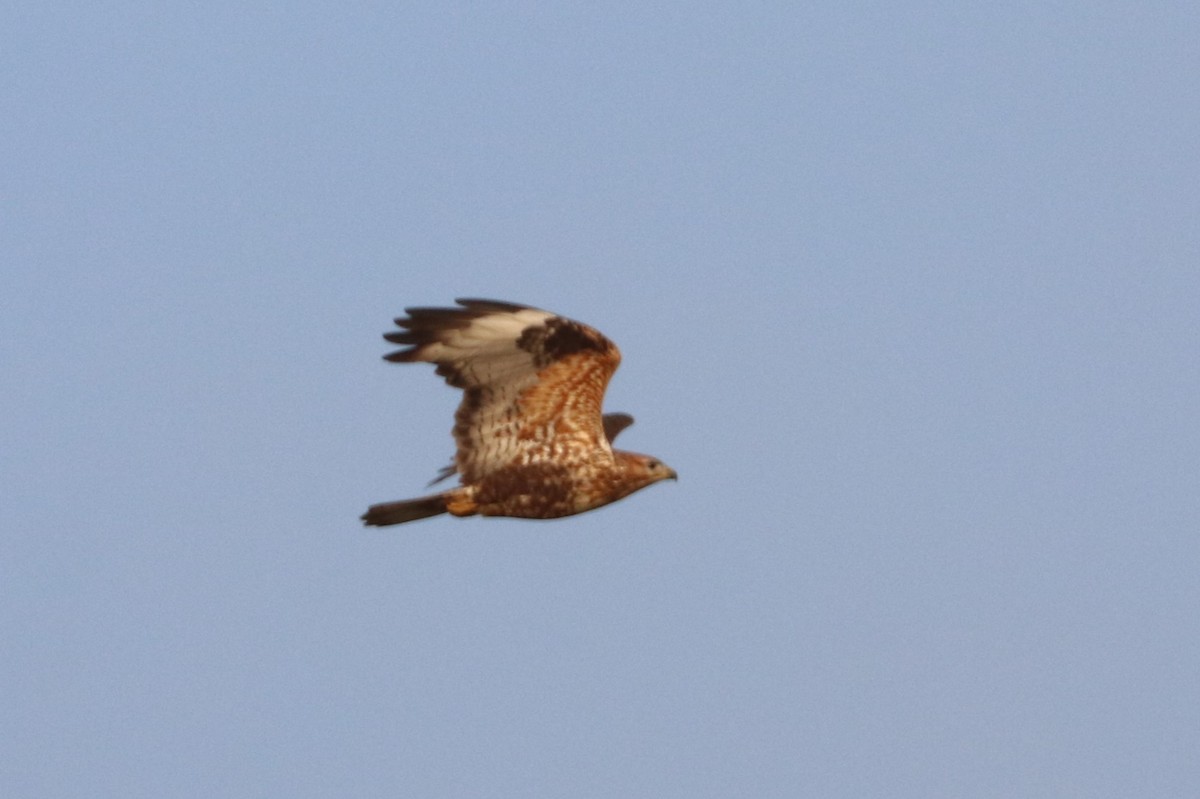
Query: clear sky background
4 3 1199 797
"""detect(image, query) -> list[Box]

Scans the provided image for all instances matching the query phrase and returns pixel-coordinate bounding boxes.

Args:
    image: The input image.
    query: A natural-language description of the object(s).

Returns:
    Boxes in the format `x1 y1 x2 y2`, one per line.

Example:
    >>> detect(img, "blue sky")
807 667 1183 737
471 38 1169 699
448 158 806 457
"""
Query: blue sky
4 3 1199 797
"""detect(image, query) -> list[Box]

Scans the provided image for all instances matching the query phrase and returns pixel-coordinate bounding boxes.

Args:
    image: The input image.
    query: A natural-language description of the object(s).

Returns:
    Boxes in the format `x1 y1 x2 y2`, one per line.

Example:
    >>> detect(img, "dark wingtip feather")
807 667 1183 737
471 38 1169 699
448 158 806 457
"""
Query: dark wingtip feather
391 299 537 336
453 298 537 314
383 331 419 345
602 412 635 443
383 299 544 363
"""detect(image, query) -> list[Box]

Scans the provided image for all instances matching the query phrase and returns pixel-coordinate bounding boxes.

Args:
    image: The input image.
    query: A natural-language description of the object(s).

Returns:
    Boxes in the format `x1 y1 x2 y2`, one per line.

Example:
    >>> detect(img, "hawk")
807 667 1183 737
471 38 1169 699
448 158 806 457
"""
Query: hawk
361 299 677 526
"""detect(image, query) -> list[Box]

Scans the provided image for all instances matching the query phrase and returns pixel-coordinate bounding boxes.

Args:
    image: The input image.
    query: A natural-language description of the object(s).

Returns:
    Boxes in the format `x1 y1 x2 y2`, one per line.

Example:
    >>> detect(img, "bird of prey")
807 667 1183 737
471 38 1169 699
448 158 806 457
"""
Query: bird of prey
361 299 676 526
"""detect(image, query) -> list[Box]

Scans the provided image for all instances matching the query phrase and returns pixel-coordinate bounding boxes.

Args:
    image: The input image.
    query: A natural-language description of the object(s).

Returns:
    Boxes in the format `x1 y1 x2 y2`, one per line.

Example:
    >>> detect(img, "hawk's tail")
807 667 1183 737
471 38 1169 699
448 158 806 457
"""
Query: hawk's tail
361 492 450 527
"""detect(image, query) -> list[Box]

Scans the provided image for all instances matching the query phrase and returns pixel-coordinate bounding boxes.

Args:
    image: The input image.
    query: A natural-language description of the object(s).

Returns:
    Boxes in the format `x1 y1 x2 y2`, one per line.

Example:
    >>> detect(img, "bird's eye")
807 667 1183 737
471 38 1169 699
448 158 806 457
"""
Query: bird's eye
648 460 661 470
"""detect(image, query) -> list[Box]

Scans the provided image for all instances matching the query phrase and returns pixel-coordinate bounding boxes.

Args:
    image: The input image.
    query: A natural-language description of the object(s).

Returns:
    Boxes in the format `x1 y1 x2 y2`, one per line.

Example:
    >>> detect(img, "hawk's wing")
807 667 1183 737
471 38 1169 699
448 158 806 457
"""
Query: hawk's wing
601 412 635 443
384 299 622 485
426 411 636 486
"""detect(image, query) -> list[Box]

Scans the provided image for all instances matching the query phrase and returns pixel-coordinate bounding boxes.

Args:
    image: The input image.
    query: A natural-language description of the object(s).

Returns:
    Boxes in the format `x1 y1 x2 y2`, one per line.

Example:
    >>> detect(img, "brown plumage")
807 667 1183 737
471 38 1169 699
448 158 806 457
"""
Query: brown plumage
361 299 676 526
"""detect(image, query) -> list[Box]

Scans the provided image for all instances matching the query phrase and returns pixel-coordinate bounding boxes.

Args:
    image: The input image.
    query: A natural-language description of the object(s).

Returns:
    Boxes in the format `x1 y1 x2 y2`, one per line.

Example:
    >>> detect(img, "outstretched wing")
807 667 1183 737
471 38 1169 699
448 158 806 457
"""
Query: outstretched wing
601 412 634 443
383 299 621 484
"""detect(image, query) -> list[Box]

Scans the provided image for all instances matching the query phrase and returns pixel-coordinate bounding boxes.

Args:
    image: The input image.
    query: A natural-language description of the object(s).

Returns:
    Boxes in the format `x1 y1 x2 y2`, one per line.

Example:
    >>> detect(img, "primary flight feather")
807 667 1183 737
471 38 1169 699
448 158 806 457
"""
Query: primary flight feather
361 299 676 526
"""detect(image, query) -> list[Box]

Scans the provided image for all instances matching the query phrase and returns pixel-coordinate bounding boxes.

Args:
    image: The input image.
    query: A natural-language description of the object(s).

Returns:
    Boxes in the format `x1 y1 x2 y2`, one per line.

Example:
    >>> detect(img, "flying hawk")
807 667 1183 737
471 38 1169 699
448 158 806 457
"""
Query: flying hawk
361 299 676 526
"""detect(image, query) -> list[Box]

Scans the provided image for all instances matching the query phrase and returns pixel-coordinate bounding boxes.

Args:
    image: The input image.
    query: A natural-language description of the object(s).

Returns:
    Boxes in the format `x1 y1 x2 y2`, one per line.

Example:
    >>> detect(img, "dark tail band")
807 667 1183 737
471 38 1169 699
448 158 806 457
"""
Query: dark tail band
361 493 449 527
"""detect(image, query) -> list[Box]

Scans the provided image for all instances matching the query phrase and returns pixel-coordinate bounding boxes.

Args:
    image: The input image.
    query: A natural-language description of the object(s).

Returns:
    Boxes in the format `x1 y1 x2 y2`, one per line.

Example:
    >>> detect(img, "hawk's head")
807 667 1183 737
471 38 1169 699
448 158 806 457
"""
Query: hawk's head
613 450 678 494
